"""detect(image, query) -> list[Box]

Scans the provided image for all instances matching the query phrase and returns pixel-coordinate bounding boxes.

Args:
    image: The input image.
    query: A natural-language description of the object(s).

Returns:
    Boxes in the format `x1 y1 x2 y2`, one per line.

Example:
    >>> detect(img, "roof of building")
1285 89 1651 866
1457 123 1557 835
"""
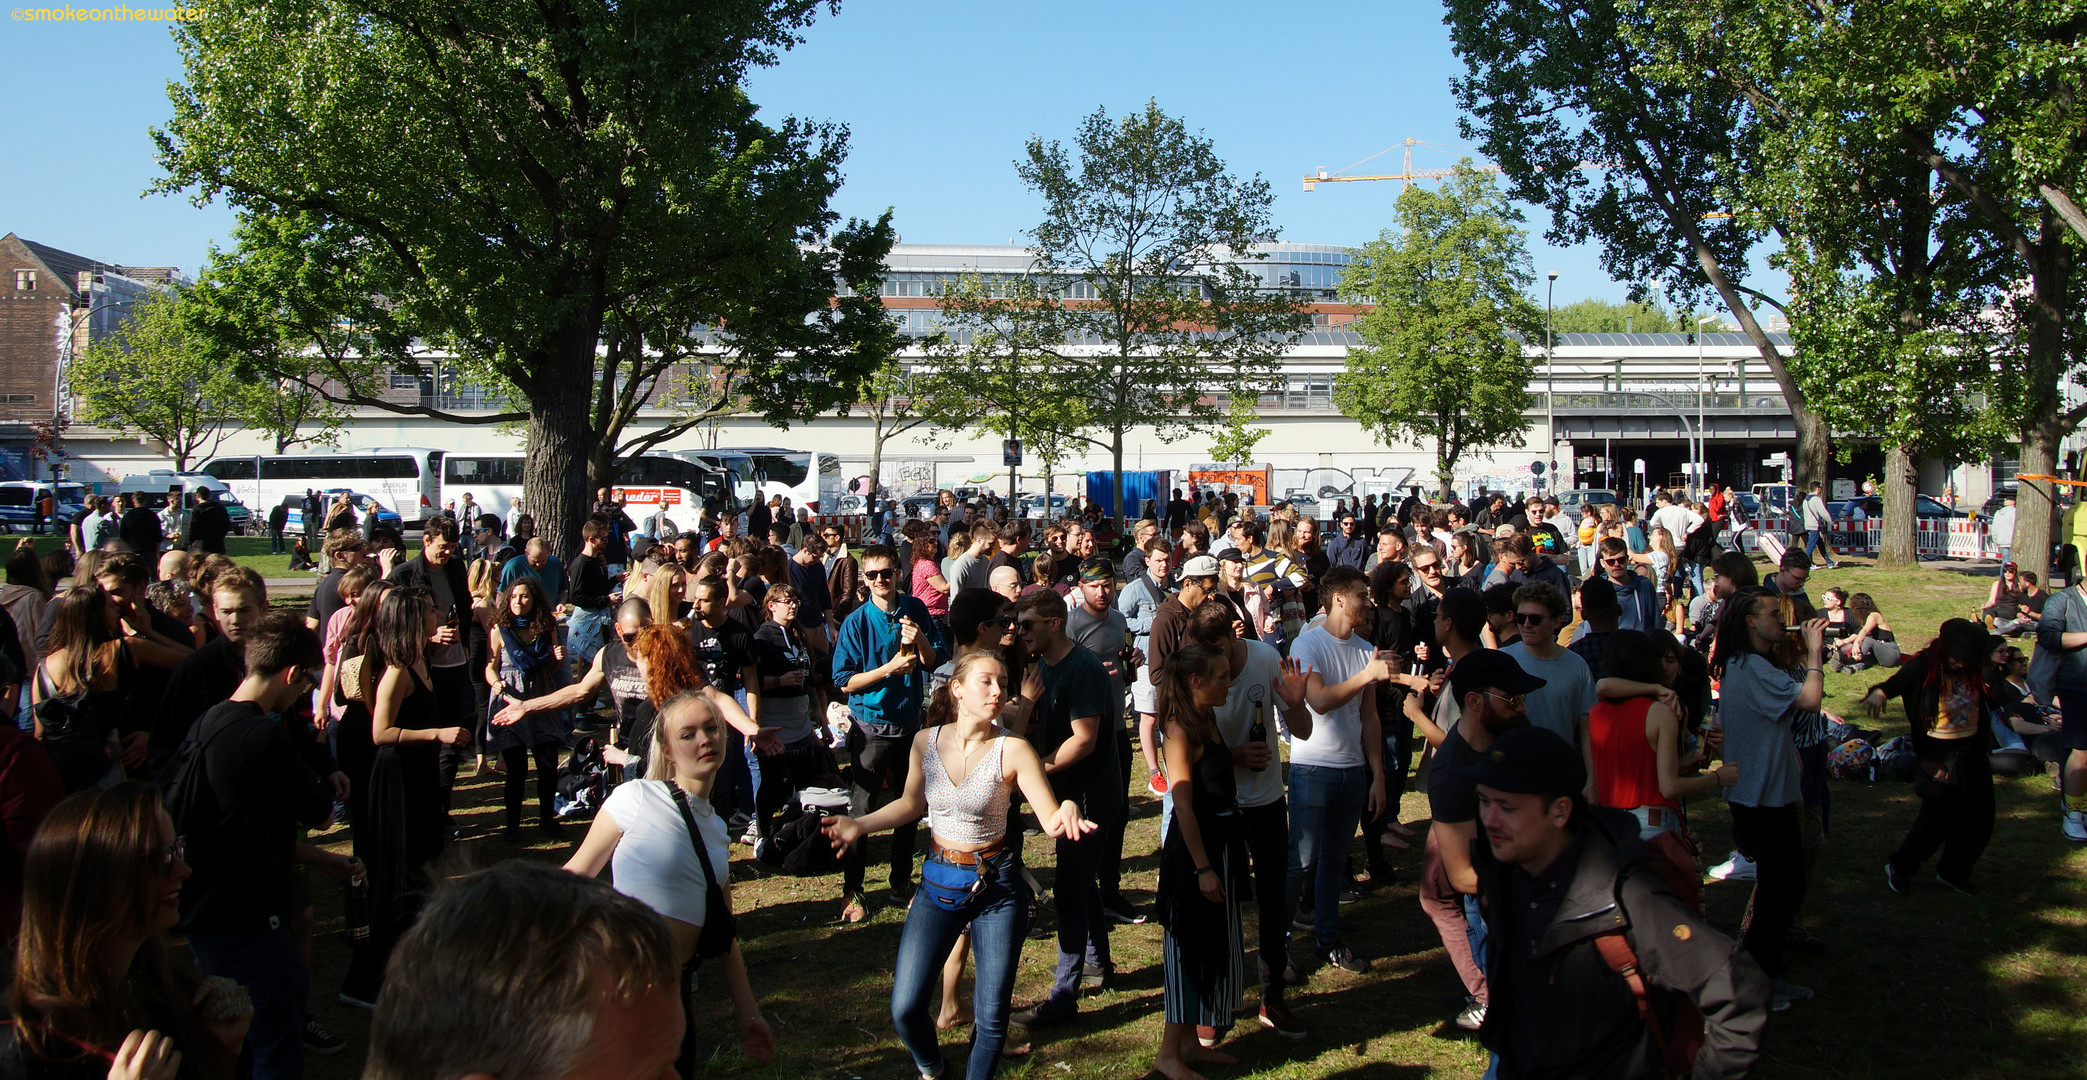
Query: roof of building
5 234 186 295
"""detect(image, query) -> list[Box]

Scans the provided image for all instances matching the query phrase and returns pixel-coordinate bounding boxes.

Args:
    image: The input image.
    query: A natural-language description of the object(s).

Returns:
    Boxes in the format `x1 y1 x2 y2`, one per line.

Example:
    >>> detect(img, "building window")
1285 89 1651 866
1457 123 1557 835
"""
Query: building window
5 394 34 405
389 373 421 390
13 270 34 292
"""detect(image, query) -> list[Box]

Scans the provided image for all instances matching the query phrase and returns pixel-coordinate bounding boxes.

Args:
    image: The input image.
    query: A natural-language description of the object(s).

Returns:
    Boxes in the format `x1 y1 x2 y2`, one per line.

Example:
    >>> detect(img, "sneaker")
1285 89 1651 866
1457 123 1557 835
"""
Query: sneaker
1337 888 1363 905
1771 979 1813 1002
1258 1002 1307 1039
1935 873 1977 895
1885 862 1911 895
1195 1024 1222 1048
303 1019 346 1056
1319 943 1368 974
1454 997 1487 1031
1291 911 1315 932
2064 810 2087 842
1077 962 1111 991
739 823 761 846
1102 894 1148 925
1707 851 1757 881
726 811 752 835
1148 773 1169 796
1010 999 1077 1028
338 991 377 1011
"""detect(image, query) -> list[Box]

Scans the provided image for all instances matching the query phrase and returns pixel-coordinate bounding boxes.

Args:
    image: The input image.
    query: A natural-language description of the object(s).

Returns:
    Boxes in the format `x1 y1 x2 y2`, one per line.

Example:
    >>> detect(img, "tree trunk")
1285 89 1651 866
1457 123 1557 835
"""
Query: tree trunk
1111 431 1126 536
1877 445 1919 568
523 353 597 559
1436 444 1456 504
2016 421 2063 582
867 407 885 513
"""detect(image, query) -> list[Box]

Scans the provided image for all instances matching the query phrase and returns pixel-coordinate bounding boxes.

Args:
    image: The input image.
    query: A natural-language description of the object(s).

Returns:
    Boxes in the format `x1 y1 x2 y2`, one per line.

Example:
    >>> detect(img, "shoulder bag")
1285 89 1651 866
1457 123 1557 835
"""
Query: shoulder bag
668 785 736 961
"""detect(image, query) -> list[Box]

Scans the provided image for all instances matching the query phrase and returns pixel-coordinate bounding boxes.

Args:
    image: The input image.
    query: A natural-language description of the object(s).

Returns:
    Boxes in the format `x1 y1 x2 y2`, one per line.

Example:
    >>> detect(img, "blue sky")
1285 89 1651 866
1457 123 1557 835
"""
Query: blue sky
1 0 1779 307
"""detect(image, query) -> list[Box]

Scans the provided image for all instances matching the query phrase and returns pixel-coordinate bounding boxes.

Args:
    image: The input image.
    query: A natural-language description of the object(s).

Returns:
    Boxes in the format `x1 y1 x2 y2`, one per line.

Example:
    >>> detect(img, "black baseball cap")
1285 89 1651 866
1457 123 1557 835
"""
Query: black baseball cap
1445 724 1585 797
1447 648 1548 703
1216 548 1247 565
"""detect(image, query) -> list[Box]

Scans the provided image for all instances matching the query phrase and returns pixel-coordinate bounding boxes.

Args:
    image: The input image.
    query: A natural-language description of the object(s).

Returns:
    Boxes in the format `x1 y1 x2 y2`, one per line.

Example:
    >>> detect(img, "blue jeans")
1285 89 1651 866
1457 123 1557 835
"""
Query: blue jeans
189 924 307 1080
1285 763 1367 948
567 605 612 664
1046 826 1111 1007
1804 529 1834 564
724 689 757 817
1464 895 1500 1080
892 848 1030 1080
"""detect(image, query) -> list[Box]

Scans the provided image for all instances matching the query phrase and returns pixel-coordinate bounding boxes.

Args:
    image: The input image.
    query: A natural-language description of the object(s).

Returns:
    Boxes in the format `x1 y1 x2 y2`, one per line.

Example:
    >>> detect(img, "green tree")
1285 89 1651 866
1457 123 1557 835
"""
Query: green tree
1208 389 1270 468
1015 101 1310 528
1445 0 1833 491
918 271 1085 505
71 291 243 471
154 0 894 552
843 356 937 506
1548 297 1687 333
1334 165 1540 499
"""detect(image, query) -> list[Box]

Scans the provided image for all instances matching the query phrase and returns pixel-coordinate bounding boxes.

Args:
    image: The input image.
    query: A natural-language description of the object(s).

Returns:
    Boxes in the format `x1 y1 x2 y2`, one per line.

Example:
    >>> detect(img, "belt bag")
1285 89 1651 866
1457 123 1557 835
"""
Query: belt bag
920 840 1001 909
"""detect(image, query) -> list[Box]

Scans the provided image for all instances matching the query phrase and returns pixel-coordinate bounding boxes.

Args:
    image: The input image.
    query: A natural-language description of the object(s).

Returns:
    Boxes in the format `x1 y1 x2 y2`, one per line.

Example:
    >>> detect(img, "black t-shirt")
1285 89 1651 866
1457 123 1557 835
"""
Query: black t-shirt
568 552 613 611
1427 723 1486 826
688 618 754 694
1030 644 1124 816
307 568 348 630
599 642 655 760
174 700 333 936
753 620 812 704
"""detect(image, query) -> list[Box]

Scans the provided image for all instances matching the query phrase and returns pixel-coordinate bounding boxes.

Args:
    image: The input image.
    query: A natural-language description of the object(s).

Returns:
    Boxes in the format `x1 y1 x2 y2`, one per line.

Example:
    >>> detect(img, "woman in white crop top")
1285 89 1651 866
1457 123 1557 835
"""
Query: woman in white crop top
565 691 773 1073
822 651 1091 1080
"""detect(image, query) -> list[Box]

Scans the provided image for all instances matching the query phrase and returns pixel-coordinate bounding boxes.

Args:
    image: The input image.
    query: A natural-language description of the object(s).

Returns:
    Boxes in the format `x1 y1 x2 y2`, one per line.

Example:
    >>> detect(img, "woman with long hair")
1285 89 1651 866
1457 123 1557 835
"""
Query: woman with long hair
910 533 951 626
623 624 756 779
642 564 691 630
5 782 244 1080
1711 590 1826 1010
1834 592 1898 671
5 543 53 721
485 579 572 840
325 578 392 845
38 549 74 597
343 587 468 1008
32 586 189 792
1585 629 1737 905
822 651 1089 1080
464 545 502 775
565 693 774 1076
1861 619 2000 893
1150 643 1247 1080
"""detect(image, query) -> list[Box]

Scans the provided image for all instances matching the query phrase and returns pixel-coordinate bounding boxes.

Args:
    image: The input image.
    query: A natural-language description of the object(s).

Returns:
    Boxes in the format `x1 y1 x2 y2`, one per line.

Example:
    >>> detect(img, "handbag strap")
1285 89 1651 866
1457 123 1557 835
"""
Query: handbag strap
667 785 731 937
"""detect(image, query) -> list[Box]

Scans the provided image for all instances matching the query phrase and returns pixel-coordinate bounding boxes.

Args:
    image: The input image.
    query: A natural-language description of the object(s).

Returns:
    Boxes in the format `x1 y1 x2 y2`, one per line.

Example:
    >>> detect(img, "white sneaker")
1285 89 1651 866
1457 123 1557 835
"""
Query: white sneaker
2063 810 2087 843
1454 999 1487 1031
1707 851 1757 881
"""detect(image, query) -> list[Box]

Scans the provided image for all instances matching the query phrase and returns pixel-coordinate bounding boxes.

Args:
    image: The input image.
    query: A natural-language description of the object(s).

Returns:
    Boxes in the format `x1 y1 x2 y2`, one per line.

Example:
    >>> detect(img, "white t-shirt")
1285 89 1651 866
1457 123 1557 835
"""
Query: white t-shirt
1287 624 1374 769
1651 505 1703 545
1502 642 1596 744
1212 638 1285 808
602 780 730 929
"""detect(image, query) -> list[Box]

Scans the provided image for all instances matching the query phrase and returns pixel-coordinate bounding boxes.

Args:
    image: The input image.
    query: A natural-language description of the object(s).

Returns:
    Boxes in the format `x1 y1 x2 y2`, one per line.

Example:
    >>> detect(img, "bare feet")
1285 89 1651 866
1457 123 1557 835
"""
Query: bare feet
936 1006 973 1031
1183 1046 1238 1066
1389 820 1417 839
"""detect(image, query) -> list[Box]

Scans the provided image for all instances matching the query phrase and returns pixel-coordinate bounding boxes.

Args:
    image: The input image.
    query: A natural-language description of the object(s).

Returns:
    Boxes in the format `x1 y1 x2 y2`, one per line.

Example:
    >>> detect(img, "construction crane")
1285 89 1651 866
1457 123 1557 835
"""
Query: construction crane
1302 139 1497 192
1302 138 1734 219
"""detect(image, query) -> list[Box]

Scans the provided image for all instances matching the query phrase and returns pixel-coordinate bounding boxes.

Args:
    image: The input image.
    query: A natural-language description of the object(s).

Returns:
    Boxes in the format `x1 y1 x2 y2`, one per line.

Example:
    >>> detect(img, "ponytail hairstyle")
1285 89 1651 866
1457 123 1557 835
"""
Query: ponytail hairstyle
371 587 436 675
1155 642 1227 749
925 649 1007 729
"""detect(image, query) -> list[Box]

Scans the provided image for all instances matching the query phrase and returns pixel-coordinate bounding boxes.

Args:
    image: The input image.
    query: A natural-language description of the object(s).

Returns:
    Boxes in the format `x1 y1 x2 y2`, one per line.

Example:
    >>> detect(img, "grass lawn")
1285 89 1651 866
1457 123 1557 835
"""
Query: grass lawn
11 534 320 582
272 556 2087 1080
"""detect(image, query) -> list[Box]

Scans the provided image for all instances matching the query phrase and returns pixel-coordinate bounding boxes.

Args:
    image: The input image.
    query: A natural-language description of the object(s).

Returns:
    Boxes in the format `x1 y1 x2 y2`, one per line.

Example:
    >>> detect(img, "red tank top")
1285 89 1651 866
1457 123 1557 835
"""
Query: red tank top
1588 696 1675 812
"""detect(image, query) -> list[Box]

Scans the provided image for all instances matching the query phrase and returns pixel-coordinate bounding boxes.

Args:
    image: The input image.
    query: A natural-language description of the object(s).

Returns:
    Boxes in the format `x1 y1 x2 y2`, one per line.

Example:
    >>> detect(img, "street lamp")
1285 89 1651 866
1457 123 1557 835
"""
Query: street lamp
1546 271 1558 488
53 294 138 479
1695 314 1717 499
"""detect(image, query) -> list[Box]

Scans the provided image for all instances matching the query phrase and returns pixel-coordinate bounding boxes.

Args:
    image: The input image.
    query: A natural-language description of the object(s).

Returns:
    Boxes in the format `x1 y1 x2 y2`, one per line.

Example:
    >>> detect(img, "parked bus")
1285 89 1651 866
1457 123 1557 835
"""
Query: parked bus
198 447 444 525
666 450 757 509
714 447 846 513
441 451 728 535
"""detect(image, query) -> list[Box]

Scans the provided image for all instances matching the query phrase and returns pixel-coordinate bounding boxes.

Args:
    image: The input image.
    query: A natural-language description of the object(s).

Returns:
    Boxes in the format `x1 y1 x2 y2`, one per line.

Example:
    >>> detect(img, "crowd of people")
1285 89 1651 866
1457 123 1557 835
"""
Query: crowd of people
1 477 2082 1080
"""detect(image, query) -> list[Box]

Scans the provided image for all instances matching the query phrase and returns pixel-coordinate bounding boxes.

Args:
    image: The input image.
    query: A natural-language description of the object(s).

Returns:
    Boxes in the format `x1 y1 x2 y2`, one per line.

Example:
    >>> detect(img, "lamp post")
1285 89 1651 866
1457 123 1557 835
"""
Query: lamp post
53 294 138 479
1696 314 1715 499
1546 270 1558 488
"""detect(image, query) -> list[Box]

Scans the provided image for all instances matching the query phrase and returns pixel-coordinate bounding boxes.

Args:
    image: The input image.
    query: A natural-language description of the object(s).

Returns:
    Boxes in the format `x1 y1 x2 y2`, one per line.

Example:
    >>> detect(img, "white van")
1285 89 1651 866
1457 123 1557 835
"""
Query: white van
116 472 252 533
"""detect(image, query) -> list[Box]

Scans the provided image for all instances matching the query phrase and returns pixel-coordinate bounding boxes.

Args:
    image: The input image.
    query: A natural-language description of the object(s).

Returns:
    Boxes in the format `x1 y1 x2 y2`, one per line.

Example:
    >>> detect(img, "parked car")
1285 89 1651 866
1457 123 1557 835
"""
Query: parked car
1828 494 1966 521
1557 488 1618 520
1021 493 1070 521
1282 493 1322 517
900 495 941 521
0 482 87 534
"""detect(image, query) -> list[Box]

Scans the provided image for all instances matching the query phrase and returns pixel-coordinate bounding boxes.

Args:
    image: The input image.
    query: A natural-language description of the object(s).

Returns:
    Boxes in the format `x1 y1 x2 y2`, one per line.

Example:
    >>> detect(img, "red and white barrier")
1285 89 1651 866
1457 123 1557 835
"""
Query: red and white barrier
1733 515 1992 559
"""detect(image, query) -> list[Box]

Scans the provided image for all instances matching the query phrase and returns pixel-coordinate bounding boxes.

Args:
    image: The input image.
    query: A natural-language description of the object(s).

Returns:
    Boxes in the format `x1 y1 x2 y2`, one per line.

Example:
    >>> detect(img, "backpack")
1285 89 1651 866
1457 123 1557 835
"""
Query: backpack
160 708 275 836
554 736 608 818
1592 928 1705 1080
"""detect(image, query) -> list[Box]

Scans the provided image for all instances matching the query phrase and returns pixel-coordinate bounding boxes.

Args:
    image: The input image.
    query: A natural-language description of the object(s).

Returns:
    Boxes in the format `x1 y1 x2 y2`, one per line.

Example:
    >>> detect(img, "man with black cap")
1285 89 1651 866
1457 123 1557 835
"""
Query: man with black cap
1424 647 1547 1034
1455 725 1770 1079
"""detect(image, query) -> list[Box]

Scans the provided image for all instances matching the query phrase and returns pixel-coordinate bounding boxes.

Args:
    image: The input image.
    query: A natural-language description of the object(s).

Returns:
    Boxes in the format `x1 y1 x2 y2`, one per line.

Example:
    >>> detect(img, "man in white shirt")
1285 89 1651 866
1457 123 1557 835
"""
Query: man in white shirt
1650 490 1704 554
504 497 527 538
1285 565 1389 975
1185 598 1311 1037
1798 482 1841 570
1989 495 2018 566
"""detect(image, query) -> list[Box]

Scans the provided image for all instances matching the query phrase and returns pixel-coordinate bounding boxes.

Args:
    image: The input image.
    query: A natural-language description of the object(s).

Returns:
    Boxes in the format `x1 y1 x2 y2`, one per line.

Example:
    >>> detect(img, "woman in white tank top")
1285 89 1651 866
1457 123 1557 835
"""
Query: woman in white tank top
822 651 1091 1080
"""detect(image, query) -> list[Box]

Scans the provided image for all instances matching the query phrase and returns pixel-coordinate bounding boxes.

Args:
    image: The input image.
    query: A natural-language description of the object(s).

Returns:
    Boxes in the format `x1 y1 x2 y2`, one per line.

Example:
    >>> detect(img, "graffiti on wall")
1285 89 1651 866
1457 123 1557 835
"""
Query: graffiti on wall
1271 466 1417 503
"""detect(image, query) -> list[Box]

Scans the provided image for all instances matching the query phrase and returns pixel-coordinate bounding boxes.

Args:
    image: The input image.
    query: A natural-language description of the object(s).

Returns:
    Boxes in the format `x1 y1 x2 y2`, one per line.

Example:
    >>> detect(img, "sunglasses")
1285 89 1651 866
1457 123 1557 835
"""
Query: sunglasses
618 632 640 644
1413 562 1441 574
1513 613 1551 625
863 568 898 580
1484 690 1527 709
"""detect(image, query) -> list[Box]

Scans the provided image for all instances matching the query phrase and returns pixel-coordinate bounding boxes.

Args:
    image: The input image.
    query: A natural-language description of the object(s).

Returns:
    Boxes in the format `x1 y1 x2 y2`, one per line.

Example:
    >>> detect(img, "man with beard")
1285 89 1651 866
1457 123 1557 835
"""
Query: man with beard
1423 647 1545 1037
